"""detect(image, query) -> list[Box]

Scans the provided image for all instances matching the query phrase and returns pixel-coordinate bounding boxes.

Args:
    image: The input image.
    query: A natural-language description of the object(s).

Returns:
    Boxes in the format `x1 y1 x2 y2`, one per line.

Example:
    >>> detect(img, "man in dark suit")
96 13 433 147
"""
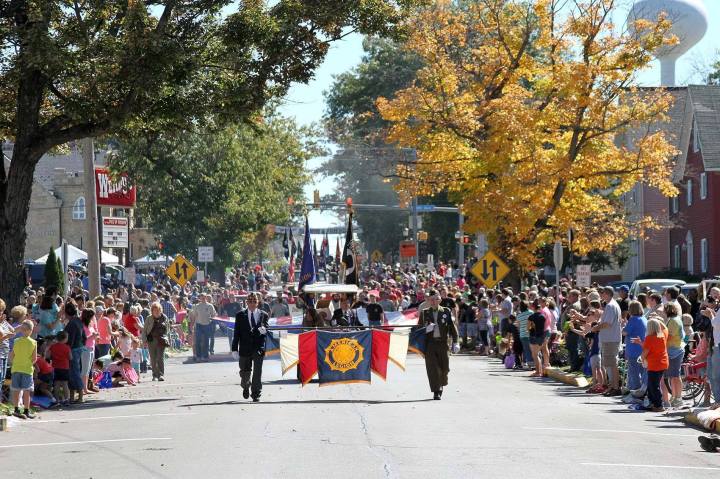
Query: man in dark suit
331 298 362 328
232 292 270 402
420 290 460 400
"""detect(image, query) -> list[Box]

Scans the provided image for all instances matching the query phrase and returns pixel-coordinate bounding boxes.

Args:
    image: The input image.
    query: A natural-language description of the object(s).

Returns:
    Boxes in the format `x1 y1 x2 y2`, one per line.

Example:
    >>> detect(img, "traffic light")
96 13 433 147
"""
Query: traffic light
461 235 471 245
157 241 164 251
345 197 353 207
313 189 320 207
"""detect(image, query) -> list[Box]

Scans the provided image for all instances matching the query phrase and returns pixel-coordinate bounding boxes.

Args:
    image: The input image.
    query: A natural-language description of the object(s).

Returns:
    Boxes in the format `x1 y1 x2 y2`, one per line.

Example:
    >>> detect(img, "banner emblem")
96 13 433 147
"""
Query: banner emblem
324 337 365 373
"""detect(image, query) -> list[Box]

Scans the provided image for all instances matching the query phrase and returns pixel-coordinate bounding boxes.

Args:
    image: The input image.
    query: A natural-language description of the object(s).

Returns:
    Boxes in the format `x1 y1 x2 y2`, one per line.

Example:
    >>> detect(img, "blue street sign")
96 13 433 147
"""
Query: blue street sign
415 205 435 212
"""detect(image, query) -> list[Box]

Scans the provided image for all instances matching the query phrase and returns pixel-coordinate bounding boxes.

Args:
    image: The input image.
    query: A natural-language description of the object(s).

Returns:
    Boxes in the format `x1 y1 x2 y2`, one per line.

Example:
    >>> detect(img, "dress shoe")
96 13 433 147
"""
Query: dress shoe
252 397 260 402
698 436 718 452
433 392 440 400
243 387 250 399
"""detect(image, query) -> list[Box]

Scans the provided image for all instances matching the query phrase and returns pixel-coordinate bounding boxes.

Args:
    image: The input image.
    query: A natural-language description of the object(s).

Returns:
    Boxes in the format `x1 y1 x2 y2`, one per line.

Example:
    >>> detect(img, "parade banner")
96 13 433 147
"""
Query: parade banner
408 327 427 357
280 334 299 374
298 331 318 385
316 330 372 386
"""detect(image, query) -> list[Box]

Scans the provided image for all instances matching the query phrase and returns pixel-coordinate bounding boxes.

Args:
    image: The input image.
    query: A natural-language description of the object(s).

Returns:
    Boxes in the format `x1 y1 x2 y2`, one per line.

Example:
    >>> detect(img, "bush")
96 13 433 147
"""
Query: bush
43 248 64 294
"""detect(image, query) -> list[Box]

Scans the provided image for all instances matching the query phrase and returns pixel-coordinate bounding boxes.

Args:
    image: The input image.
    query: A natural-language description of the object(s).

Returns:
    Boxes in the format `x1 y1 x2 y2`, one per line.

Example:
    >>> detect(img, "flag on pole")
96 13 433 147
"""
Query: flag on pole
321 231 329 257
288 255 295 284
289 228 296 260
282 228 290 261
335 237 341 265
298 216 316 295
341 212 358 285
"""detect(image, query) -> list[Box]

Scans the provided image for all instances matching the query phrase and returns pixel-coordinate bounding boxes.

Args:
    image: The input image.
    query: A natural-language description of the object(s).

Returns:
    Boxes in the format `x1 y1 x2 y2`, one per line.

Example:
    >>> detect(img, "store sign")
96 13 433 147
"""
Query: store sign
102 217 129 248
95 167 137 207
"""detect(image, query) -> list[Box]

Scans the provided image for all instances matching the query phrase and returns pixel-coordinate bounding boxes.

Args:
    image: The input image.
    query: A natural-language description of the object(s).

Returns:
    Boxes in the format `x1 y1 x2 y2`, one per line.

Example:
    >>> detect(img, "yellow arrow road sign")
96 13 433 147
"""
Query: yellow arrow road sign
166 254 197 287
470 250 510 289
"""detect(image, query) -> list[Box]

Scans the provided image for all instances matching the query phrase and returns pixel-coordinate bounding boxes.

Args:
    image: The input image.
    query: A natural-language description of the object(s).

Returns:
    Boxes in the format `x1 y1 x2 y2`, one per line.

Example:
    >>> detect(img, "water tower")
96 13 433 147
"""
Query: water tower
627 0 708 86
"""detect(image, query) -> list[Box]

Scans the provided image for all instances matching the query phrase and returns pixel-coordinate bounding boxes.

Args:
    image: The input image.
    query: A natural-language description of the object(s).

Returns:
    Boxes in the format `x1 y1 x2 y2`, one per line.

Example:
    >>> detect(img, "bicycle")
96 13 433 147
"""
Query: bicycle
681 360 712 407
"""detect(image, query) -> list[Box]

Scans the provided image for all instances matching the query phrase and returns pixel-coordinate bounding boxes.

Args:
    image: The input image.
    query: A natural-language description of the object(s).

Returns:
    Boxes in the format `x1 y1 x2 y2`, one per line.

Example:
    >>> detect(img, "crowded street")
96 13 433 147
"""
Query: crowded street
2 342 717 479
3 1 720 477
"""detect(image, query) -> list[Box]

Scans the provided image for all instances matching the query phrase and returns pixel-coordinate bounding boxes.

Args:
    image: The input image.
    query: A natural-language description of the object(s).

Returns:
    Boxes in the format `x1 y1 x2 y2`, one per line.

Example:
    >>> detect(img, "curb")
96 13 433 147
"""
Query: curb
545 367 591 388
684 411 720 433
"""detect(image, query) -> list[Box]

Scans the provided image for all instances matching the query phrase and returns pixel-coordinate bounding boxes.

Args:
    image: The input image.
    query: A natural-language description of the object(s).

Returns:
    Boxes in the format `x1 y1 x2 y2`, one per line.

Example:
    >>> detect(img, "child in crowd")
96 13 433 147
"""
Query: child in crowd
634 317 669 412
34 342 55 403
681 314 694 344
117 328 134 358
507 315 523 369
48 331 72 406
586 324 604 393
130 338 143 381
106 353 139 387
9 320 37 419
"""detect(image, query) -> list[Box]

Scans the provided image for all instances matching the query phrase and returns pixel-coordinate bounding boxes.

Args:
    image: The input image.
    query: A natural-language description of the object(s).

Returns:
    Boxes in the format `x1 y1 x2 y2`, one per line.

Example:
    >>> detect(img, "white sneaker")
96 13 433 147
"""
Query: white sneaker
631 387 646 398
670 398 684 408
662 400 672 408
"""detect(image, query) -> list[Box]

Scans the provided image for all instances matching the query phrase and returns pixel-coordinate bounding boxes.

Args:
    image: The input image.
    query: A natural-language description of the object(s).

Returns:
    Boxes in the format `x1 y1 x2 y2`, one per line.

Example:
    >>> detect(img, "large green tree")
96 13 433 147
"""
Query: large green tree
0 0 416 304
111 117 316 277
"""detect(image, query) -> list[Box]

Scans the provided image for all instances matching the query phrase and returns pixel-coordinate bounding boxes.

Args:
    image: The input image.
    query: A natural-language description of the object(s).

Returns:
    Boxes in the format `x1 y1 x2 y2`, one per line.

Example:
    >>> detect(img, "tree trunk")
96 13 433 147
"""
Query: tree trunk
0 145 44 306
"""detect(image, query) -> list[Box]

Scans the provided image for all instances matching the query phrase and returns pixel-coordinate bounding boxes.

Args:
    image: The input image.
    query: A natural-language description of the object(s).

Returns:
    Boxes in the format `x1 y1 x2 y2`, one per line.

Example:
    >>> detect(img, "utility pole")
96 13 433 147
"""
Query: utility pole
81 138 101 297
411 196 419 265
458 212 464 267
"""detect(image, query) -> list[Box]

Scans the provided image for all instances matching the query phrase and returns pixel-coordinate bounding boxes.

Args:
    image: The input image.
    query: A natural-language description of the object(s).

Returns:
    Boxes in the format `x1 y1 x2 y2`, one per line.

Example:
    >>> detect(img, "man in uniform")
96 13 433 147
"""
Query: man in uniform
420 290 460 400
332 298 362 328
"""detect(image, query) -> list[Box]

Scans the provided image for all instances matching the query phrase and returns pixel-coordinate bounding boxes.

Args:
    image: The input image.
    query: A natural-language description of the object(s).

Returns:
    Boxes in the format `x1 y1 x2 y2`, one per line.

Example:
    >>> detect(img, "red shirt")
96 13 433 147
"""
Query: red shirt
35 356 53 375
123 313 141 338
643 329 669 372
49 342 71 370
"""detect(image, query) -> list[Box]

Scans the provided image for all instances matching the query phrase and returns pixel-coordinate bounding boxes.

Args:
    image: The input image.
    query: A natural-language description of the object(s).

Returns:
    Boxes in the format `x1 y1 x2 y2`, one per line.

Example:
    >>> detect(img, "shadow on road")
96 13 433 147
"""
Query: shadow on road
65 397 178 411
180 398 434 407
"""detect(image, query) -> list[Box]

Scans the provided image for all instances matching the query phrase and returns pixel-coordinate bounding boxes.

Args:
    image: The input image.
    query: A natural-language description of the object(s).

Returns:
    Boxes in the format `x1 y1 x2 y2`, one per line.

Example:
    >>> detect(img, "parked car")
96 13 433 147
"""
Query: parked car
629 279 686 299
681 283 700 297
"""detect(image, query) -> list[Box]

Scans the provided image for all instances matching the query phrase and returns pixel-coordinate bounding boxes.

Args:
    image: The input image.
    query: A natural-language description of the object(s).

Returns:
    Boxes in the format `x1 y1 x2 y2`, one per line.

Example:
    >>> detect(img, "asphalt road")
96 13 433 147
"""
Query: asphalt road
2 340 719 479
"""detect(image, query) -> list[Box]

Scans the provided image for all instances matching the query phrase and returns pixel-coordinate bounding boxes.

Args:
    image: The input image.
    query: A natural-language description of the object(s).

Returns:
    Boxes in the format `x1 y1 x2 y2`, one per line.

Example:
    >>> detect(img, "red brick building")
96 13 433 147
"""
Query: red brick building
668 85 720 277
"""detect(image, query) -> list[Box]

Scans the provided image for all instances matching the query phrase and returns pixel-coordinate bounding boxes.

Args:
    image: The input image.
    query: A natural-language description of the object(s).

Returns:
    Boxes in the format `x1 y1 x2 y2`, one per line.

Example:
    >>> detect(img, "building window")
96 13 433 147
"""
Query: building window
701 172 708 200
701 238 708 274
686 230 694 274
72 196 86 220
687 179 693 206
673 245 680 269
671 196 679 214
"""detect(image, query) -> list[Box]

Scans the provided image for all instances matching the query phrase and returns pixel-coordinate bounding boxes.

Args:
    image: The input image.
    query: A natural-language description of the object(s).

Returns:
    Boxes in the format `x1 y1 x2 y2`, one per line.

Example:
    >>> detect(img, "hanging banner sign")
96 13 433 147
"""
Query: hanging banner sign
95 167 137 207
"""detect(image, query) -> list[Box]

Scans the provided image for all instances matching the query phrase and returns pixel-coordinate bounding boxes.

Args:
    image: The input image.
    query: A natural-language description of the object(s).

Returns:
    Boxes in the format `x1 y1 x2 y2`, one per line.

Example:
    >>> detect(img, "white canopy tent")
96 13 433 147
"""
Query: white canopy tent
35 244 119 265
132 254 172 267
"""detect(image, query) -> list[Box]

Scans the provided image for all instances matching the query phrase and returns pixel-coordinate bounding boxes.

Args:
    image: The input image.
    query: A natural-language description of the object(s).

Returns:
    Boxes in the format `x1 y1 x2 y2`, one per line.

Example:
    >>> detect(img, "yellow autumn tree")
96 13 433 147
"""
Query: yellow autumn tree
377 0 679 270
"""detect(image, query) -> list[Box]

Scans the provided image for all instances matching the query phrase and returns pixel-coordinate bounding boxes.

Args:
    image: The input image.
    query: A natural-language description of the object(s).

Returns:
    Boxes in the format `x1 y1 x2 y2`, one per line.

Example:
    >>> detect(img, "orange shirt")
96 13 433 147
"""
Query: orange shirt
643 329 669 372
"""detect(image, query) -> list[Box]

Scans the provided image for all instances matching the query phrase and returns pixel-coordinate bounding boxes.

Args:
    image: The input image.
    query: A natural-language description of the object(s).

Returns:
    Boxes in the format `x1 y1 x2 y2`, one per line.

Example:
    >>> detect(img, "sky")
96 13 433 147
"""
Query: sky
277 0 720 245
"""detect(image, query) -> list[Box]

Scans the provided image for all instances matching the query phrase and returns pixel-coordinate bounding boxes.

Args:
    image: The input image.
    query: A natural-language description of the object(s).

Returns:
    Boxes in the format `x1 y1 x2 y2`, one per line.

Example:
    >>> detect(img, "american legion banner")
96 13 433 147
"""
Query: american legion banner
274 329 413 386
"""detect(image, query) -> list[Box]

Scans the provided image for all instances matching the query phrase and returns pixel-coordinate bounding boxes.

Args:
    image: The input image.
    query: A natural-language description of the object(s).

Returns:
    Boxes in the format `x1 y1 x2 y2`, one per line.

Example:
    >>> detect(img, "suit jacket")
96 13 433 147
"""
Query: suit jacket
232 308 270 357
420 306 459 343
332 308 362 328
